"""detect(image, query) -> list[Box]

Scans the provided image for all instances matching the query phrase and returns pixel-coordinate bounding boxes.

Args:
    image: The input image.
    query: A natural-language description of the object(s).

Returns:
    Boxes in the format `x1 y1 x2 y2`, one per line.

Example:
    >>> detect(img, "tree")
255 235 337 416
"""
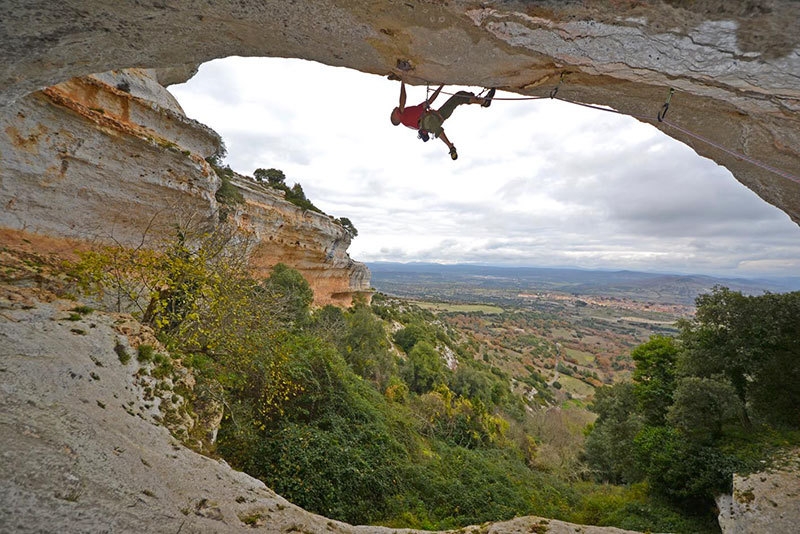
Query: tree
745 291 800 427
342 303 394 387
584 382 644 484
633 426 737 505
337 217 358 237
393 323 433 354
311 304 347 348
631 335 679 426
449 362 507 408
287 183 308 202
667 376 739 445
679 287 800 428
254 167 286 186
261 263 314 328
405 340 447 394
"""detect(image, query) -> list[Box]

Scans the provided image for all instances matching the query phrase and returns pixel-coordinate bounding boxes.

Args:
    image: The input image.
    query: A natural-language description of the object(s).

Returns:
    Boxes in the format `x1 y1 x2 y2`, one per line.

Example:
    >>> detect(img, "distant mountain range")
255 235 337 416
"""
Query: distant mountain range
367 262 800 306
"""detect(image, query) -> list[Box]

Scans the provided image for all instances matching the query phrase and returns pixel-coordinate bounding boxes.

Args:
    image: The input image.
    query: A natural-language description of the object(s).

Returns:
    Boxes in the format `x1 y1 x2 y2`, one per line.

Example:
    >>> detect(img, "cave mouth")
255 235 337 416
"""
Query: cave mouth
168 56 800 280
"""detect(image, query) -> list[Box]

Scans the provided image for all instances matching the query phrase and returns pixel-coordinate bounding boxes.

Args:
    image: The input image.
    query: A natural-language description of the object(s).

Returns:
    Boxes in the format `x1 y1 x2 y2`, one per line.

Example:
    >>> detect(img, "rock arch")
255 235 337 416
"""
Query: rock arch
2 0 799 222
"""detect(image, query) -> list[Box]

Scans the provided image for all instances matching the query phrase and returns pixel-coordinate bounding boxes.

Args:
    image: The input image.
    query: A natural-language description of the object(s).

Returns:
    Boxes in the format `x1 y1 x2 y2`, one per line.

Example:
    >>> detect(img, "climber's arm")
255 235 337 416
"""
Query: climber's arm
426 84 444 107
398 80 407 112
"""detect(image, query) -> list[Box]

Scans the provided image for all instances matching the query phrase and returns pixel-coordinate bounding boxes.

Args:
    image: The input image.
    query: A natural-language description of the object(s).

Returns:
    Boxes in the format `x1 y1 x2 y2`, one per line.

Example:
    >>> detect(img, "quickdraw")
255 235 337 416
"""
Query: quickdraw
549 72 565 99
657 88 675 122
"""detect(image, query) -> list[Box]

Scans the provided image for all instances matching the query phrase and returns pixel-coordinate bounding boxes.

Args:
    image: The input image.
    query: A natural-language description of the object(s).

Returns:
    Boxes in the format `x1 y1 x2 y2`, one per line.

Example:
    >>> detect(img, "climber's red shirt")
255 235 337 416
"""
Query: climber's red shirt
397 103 425 129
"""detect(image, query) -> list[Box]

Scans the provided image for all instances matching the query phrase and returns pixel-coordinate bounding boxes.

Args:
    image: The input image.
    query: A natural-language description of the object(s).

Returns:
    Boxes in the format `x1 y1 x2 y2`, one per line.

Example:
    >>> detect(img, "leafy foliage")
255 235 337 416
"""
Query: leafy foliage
209 156 243 220
340 302 395 387
679 287 800 427
335 216 358 237
585 286 800 518
260 263 314 328
70 230 768 533
253 167 324 214
253 167 286 186
583 383 643 484
404 340 448 394
631 335 678 425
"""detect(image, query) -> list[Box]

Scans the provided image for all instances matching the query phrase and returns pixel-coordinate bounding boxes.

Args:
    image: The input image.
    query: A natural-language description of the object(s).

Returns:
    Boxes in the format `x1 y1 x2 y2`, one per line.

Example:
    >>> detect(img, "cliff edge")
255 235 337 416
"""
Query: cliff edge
0 68 369 306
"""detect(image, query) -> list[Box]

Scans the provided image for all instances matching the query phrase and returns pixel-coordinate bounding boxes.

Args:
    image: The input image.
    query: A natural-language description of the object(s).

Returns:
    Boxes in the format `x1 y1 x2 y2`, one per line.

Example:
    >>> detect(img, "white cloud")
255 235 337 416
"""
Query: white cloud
169 57 800 278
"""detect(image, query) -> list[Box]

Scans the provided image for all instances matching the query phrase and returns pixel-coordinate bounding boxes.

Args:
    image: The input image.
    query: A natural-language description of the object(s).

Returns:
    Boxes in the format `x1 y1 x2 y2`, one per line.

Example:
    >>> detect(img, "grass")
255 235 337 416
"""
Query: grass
137 344 155 363
558 375 596 397
415 300 504 314
551 327 575 340
564 347 596 366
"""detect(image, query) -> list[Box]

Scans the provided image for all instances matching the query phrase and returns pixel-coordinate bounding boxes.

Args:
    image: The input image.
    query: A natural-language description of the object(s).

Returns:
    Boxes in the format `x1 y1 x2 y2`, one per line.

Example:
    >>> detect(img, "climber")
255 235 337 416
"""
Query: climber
390 77 495 160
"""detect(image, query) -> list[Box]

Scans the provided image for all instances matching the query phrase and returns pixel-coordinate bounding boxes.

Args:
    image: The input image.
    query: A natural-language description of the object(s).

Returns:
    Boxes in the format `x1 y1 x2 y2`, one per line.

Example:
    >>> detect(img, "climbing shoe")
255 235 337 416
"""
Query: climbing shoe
449 145 458 160
481 87 496 107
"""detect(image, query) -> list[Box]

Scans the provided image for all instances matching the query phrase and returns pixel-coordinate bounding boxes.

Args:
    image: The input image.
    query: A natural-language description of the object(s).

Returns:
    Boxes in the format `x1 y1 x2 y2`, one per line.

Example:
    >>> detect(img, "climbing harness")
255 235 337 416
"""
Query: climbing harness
417 83 434 141
418 87 439 142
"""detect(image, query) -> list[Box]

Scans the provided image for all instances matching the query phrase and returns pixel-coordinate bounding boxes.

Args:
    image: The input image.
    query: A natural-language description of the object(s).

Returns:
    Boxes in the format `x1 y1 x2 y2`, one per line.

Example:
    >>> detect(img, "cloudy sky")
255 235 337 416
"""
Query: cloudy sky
169 57 800 278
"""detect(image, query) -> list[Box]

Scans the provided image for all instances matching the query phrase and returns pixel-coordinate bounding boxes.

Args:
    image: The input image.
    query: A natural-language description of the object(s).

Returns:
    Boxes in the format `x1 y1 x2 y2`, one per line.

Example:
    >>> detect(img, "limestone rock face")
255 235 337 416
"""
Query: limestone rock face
1 1 799 225
0 68 221 246
0 68 369 306
231 177 371 306
716 452 800 534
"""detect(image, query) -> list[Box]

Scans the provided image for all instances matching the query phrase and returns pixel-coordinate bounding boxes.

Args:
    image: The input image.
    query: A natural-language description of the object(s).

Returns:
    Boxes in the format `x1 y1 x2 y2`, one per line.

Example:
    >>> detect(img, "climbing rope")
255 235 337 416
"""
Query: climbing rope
550 91 800 185
437 88 547 101
423 75 800 185
658 118 800 185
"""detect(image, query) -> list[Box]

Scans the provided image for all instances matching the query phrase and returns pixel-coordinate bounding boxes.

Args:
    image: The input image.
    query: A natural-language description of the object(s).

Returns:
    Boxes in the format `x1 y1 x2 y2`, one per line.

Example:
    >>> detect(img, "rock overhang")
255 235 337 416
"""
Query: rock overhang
1 0 799 223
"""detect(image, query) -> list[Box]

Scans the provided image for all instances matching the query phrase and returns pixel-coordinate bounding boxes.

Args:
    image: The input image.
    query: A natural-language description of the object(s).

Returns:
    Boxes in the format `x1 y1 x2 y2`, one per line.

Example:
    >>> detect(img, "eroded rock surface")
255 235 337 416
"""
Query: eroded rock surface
0 68 369 306
1 0 799 224
716 451 800 534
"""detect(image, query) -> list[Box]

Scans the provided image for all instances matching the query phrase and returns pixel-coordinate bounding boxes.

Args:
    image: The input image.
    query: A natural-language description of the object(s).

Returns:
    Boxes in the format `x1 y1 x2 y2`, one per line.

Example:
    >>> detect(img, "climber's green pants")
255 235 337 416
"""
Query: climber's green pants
419 91 474 137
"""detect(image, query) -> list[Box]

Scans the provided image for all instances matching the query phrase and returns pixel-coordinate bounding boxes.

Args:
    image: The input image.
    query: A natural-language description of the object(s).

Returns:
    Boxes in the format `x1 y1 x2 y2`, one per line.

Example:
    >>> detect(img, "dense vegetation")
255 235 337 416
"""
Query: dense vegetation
69 228 798 532
584 287 800 514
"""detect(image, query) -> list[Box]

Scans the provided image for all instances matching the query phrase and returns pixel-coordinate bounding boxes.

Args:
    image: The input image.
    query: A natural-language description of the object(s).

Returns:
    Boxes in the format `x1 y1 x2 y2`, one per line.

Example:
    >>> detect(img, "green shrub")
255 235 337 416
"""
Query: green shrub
151 353 173 379
115 341 131 365
137 344 155 363
571 483 719 533
215 176 244 206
